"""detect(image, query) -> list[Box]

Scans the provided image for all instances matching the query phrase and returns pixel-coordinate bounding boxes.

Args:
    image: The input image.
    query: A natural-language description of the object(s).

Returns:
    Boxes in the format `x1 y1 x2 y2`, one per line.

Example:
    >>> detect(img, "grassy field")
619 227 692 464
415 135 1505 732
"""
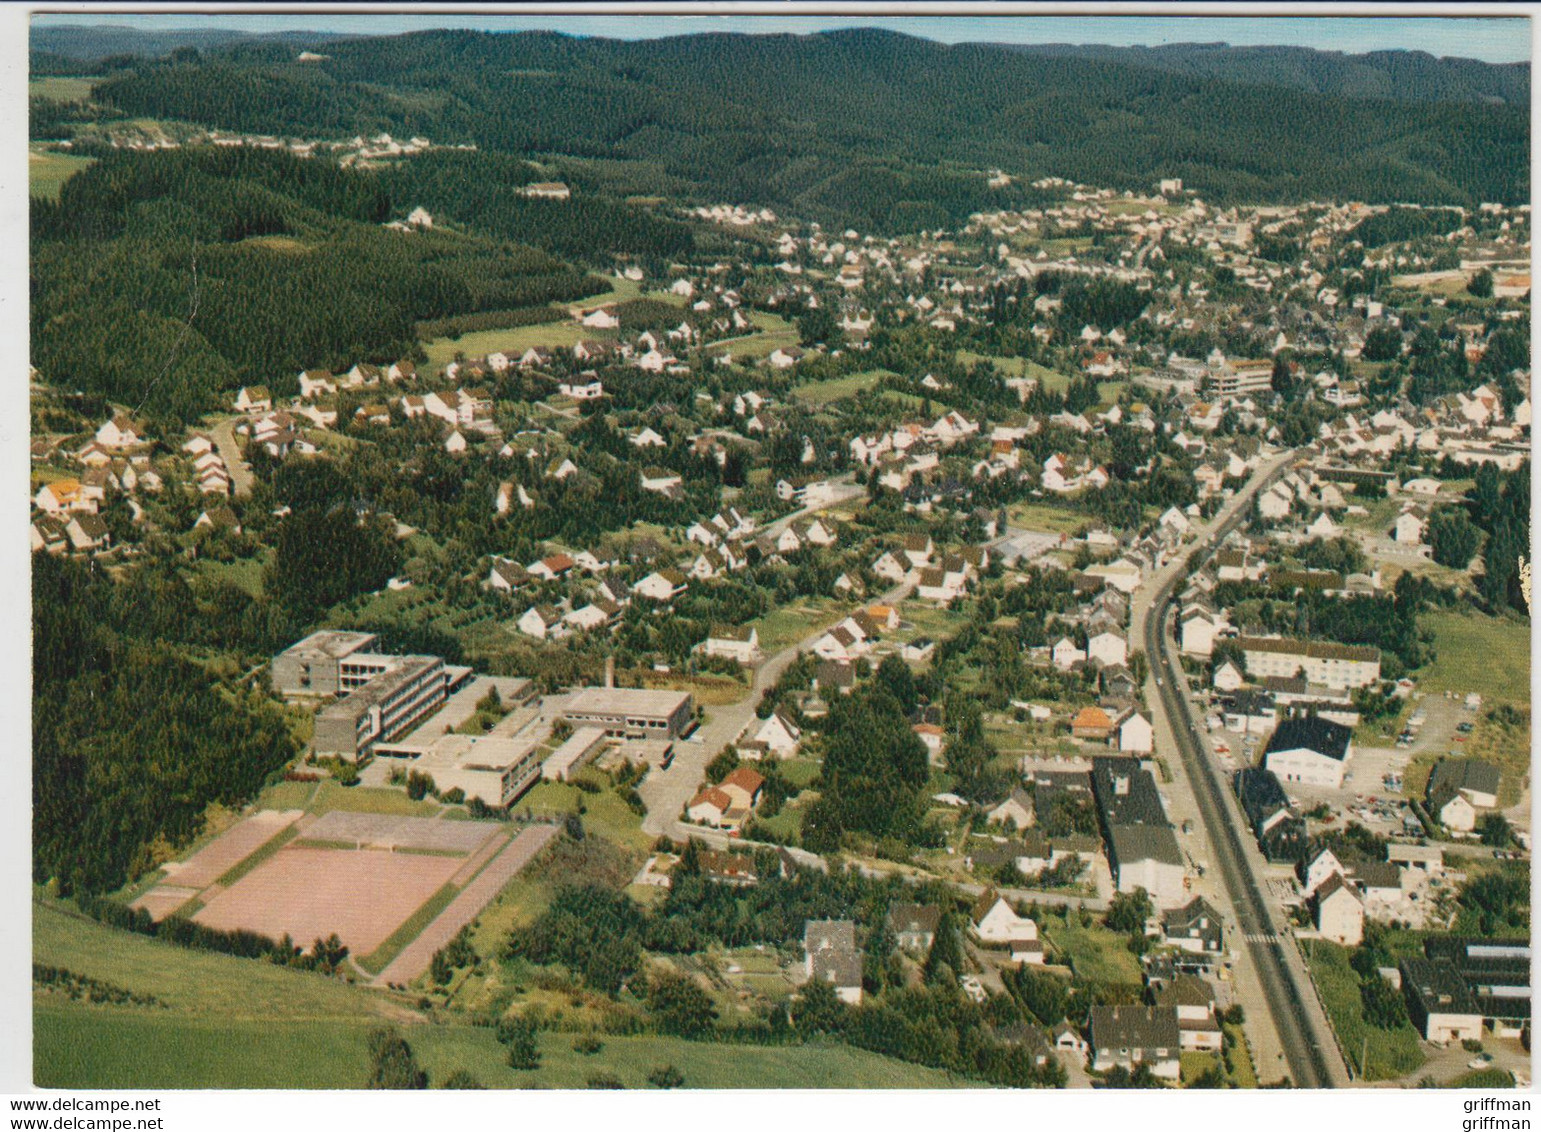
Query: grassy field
35 902 955 1089
1417 611 1531 705
632 670 748 707
1224 1023 1258 1088
1040 918 1143 985
29 76 96 101
748 598 846 655
1004 500 1090 536
193 555 266 597
1302 939 1426 1082
1449 1067 1516 1088
308 782 443 818
35 1007 959 1089
423 321 596 373
29 146 95 201
514 781 652 851
790 369 895 406
707 312 799 360
253 779 321 811
33 900 383 1022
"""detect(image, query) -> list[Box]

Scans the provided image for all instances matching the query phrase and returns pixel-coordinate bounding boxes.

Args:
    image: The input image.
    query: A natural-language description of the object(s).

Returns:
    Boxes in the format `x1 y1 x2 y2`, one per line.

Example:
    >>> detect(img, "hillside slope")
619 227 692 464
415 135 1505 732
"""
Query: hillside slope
83 27 1528 223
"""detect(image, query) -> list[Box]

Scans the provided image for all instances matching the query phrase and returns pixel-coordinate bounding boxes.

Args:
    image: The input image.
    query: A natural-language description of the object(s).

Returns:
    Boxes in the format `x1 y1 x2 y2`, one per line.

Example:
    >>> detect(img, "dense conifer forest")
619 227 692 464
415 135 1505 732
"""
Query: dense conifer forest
80 28 1528 226
30 148 603 425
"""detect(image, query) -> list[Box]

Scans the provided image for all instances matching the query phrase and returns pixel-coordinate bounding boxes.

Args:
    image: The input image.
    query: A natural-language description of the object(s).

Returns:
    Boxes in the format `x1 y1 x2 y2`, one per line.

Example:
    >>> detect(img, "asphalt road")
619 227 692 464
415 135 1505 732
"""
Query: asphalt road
1140 451 1350 1089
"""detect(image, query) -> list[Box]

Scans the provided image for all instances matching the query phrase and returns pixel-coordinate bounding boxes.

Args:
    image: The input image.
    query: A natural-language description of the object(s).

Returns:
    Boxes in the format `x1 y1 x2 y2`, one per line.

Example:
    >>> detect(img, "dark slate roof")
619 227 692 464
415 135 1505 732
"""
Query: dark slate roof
810 948 863 988
804 919 856 954
1091 756 1167 827
1234 766 1291 816
1350 860 1402 890
1263 716 1352 762
1401 957 1482 1017
887 902 941 937
1155 974 1215 1009
1089 1004 1181 1052
1108 824 1183 868
1428 758 1502 801
1162 896 1222 935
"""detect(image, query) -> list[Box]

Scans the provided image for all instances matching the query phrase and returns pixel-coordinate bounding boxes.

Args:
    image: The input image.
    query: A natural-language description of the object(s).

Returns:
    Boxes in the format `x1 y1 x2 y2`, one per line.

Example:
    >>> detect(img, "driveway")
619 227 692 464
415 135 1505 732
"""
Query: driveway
208 414 256 496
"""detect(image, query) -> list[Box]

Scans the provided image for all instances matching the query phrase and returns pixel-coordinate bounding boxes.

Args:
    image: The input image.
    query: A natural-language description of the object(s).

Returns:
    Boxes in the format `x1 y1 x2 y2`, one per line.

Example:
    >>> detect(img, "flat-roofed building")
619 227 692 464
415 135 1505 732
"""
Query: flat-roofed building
561 687 694 739
313 654 450 760
1423 937 1531 1037
271 630 381 696
541 726 611 781
377 732 544 807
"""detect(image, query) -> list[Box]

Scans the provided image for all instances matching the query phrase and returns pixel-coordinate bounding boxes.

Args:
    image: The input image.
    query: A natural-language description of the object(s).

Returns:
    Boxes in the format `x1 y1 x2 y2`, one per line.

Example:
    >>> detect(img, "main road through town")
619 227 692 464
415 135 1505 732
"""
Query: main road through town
1135 448 1350 1088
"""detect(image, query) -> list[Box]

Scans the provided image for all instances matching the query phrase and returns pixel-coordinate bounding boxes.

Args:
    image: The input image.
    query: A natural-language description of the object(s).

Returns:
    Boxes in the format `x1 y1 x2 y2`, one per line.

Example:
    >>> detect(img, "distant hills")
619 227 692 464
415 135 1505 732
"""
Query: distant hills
30 23 354 65
39 27 1531 224
993 41 1529 106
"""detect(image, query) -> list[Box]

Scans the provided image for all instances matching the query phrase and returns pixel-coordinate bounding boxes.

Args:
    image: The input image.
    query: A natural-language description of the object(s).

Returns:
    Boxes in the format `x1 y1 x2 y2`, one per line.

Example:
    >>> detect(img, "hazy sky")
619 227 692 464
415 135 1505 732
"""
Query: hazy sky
31 12 1532 64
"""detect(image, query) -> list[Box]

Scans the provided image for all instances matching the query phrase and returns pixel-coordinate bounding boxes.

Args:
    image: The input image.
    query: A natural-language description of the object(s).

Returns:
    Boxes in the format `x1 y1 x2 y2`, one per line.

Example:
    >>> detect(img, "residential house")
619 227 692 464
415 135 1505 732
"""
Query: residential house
1116 710 1154 755
702 624 760 665
95 415 143 450
887 903 941 955
1235 768 1309 863
485 558 529 594
1071 705 1115 741
234 386 272 413
633 570 689 602
971 890 1038 946
1154 975 1223 1052
987 788 1036 832
517 605 565 641
1312 873 1364 946
1161 898 1224 955
65 513 111 552
742 708 800 758
803 920 863 1005
1212 659 1245 692
1087 1005 1181 1080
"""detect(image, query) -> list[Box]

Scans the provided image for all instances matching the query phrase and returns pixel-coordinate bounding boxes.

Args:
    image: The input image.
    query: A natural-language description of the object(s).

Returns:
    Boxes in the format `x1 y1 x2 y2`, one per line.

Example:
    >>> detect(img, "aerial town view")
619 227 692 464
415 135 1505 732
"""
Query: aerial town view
23 8 1534 1098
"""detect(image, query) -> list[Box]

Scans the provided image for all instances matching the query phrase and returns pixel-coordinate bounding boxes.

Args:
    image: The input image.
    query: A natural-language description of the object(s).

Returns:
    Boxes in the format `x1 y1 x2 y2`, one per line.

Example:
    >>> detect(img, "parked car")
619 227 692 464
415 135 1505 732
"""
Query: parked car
1468 1053 1494 1070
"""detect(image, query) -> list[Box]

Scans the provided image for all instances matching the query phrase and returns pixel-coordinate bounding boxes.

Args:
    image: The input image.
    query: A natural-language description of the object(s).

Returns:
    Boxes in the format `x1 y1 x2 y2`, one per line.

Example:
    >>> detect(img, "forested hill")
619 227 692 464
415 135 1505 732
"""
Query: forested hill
30 23 353 63
995 42 1530 107
30 147 605 426
86 27 1528 224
